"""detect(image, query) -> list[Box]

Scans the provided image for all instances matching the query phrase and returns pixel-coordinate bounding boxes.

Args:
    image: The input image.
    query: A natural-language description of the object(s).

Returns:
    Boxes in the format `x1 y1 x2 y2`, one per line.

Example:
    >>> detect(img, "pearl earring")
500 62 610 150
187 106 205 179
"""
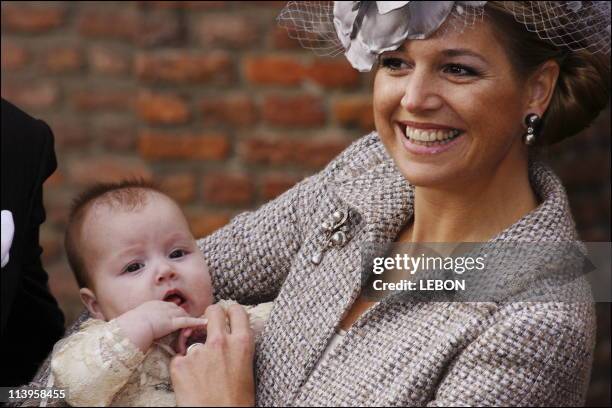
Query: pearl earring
523 113 540 146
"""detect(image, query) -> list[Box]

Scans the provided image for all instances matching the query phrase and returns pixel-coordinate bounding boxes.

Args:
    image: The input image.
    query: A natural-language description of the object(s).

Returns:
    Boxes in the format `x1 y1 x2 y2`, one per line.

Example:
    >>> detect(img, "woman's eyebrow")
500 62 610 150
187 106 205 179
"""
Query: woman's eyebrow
395 44 489 64
440 48 488 63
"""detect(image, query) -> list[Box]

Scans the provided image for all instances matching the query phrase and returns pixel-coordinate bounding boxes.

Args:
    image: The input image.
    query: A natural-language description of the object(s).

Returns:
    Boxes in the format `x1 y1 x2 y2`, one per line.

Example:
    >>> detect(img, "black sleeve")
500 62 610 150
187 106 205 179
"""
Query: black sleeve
0 119 65 387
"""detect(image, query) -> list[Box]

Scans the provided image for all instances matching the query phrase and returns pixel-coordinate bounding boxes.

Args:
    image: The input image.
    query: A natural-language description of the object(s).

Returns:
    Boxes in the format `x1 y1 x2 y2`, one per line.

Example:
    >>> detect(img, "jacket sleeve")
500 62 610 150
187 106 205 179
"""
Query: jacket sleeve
50 319 146 407
426 302 596 407
8 121 66 381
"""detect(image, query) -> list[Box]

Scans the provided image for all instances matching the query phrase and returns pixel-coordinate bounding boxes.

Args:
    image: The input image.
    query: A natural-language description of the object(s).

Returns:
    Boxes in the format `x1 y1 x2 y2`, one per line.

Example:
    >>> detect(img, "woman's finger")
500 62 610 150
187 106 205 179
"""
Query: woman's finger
176 328 192 355
204 304 228 336
226 304 250 335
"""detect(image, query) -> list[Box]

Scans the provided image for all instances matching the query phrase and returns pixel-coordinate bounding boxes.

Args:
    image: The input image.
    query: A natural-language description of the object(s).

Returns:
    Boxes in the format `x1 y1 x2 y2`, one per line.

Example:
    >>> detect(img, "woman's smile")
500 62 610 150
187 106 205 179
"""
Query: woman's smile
394 121 467 156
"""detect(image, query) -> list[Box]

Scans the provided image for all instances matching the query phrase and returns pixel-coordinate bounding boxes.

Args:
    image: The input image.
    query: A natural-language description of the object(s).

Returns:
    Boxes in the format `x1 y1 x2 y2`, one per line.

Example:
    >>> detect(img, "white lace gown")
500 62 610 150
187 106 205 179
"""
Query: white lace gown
49 300 273 407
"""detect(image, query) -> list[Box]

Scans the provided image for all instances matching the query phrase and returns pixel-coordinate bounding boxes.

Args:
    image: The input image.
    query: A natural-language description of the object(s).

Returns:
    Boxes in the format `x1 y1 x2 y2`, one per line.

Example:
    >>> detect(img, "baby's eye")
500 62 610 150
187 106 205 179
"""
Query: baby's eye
169 249 186 259
124 262 144 273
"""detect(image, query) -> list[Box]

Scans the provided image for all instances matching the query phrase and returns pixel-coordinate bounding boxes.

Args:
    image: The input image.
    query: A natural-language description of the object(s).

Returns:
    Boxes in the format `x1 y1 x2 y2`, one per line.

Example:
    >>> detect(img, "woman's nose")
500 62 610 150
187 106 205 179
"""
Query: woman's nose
399 70 442 113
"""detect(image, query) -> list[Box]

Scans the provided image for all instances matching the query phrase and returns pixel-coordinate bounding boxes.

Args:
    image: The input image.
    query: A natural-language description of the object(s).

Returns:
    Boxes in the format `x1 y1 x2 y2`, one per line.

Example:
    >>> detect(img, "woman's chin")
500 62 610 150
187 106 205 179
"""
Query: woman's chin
396 162 459 188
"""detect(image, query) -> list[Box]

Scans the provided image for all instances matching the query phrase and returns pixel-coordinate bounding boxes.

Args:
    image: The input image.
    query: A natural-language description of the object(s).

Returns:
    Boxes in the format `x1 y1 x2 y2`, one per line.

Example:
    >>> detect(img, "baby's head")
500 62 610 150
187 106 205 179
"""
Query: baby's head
65 180 214 321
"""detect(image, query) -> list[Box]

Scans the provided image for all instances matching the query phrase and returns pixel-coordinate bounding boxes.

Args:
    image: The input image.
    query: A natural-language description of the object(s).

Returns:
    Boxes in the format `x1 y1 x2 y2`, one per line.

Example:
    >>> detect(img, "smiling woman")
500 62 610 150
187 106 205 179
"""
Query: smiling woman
14 2 610 407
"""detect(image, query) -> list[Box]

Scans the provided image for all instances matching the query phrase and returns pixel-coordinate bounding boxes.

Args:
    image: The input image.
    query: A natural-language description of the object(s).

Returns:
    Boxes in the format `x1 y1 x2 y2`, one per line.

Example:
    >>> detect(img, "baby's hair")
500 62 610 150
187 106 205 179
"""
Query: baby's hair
65 179 163 289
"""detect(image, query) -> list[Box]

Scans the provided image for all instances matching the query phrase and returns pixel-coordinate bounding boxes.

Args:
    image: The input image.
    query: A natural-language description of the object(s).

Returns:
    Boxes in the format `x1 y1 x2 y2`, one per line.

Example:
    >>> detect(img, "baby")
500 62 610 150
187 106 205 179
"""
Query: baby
50 180 272 406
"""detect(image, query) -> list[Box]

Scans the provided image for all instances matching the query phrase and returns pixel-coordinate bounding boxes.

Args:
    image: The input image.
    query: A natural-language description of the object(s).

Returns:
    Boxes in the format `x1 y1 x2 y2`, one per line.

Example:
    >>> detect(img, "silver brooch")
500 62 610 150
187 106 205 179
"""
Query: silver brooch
311 209 351 265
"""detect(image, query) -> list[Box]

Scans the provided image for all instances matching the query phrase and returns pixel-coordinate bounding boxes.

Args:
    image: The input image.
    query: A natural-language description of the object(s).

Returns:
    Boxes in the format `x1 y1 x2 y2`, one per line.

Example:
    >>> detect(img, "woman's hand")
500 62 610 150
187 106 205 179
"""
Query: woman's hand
170 303 256 407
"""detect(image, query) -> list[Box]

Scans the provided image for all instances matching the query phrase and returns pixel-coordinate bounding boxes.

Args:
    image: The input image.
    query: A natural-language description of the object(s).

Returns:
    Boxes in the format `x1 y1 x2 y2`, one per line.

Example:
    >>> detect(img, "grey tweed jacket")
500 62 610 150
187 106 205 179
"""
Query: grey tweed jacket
23 132 595 407
200 132 595 407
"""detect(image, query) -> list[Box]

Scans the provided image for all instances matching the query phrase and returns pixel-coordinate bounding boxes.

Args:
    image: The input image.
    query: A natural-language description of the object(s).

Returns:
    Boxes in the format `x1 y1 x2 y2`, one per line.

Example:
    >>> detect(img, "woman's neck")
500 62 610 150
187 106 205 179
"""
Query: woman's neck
400 156 539 243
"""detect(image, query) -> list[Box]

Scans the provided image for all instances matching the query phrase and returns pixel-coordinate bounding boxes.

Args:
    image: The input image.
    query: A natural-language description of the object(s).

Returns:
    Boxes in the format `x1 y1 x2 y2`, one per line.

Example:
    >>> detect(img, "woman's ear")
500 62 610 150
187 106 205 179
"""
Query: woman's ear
79 288 106 320
526 59 560 115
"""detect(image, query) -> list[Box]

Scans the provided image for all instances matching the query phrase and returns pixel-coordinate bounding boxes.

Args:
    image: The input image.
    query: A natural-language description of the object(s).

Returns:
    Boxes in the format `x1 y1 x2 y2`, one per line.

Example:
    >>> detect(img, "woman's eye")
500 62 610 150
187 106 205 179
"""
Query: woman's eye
380 57 410 71
169 249 186 259
443 64 478 77
124 262 144 273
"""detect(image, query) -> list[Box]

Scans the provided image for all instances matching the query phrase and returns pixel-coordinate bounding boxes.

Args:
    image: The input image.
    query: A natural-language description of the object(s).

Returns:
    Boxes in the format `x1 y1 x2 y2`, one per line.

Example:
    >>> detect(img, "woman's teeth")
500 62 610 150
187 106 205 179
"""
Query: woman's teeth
403 125 462 145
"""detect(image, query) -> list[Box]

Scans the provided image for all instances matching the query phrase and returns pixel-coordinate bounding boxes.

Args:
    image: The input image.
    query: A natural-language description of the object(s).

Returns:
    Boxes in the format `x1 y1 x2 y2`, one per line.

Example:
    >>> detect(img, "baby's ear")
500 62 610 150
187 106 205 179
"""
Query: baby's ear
79 288 106 320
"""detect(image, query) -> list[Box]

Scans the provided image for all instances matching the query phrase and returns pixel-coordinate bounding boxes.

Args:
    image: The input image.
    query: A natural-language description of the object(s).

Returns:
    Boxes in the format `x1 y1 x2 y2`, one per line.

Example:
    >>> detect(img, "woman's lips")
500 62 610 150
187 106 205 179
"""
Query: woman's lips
395 123 465 156
398 120 462 131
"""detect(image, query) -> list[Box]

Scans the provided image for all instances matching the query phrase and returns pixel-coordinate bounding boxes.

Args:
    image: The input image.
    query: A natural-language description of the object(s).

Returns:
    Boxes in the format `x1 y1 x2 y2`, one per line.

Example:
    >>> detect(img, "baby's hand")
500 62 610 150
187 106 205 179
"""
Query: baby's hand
115 301 207 353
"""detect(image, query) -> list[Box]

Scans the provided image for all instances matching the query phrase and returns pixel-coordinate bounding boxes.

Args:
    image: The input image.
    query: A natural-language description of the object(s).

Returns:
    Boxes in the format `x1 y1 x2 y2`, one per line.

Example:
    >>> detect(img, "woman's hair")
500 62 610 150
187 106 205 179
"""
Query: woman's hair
484 1 610 145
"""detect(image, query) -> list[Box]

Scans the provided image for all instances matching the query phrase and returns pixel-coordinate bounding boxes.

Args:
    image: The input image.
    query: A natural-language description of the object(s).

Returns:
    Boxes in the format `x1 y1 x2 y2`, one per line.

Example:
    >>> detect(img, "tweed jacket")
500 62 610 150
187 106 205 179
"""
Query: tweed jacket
199 132 595 407
20 132 594 407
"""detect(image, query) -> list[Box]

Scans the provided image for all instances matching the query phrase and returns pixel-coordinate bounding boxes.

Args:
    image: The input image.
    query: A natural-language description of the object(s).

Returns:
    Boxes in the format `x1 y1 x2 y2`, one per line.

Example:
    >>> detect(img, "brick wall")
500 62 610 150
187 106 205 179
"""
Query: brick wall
1 1 609 405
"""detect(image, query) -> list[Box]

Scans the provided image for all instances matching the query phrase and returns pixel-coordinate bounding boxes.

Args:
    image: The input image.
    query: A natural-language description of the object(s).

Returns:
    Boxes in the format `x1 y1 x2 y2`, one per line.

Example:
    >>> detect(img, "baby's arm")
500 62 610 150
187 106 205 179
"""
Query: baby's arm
52 301 206 406
115 300 208 352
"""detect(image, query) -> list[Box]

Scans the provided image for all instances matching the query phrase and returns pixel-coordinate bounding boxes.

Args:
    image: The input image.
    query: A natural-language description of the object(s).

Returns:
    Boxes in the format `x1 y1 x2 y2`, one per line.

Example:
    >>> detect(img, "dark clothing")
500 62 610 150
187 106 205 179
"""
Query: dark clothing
1 99 65 386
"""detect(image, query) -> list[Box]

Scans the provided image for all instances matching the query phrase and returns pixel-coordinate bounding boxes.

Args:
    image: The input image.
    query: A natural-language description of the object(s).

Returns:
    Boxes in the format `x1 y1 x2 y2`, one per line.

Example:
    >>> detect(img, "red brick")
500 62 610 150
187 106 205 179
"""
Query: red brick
96 123 136 152
43 47 83 73
186 211 231 238
199 94 258 126
262 94 326 127
137 10 183 47
88 46 130 76
269 25 303 50
68 156 152 186
2 4 65 32
307 59 360 88
138 130 230 160
332 96 374 131
244 56 306 86
71 89 134 112
48 119 89 149
261 174 301 200
47 263 82 325
254 1 286 7
44 191 71 227
197 14 258 48
45 170 65 188
136 91 191 125
1 41 28 70
134 51 233 84
1 82 58 110
143 1 227 9
240 135 351 168
40 229 62 263
202 173 254 206
183 1 227 8
77 9 137 40
159 173 196 204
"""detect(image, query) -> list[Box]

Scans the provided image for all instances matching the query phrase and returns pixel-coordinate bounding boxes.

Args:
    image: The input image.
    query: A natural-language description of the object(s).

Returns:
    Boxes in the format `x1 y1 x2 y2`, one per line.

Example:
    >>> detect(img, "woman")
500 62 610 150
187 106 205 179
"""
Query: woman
23 1 609 406
174 2 610 406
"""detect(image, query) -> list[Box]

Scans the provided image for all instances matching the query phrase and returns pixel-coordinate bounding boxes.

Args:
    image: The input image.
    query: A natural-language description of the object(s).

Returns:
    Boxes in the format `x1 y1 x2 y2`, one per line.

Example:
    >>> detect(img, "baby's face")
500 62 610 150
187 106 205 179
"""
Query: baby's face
81 192 214 320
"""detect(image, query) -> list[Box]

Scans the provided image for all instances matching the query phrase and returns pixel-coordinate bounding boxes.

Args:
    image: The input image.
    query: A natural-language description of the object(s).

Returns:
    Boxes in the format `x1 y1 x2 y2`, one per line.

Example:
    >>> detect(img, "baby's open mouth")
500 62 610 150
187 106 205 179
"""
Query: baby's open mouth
163 289 187 307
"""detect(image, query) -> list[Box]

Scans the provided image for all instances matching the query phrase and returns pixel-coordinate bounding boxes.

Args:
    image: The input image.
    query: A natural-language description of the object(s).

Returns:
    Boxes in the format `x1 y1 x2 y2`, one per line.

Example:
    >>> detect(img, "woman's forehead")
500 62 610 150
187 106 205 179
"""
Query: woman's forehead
395 19 502 61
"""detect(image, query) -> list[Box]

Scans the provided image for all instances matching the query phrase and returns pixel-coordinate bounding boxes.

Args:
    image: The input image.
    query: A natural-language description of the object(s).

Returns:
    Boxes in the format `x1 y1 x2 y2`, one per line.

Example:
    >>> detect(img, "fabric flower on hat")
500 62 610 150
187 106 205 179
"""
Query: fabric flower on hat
333 1 487 71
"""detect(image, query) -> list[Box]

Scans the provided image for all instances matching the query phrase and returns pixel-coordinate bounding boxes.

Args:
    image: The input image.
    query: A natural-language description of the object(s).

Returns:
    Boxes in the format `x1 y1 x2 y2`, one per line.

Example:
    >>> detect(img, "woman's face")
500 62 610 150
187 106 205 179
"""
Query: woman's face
374 18 531 187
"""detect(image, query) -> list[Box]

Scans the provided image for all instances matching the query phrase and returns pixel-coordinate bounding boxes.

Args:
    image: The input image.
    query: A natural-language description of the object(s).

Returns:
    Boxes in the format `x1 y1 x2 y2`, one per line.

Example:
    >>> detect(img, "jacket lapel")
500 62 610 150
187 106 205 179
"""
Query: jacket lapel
275 151 416 403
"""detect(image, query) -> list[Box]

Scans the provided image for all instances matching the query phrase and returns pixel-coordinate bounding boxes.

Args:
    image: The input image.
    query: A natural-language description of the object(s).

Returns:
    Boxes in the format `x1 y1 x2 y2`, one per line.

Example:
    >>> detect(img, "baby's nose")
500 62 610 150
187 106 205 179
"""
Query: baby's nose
156 266 177 283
